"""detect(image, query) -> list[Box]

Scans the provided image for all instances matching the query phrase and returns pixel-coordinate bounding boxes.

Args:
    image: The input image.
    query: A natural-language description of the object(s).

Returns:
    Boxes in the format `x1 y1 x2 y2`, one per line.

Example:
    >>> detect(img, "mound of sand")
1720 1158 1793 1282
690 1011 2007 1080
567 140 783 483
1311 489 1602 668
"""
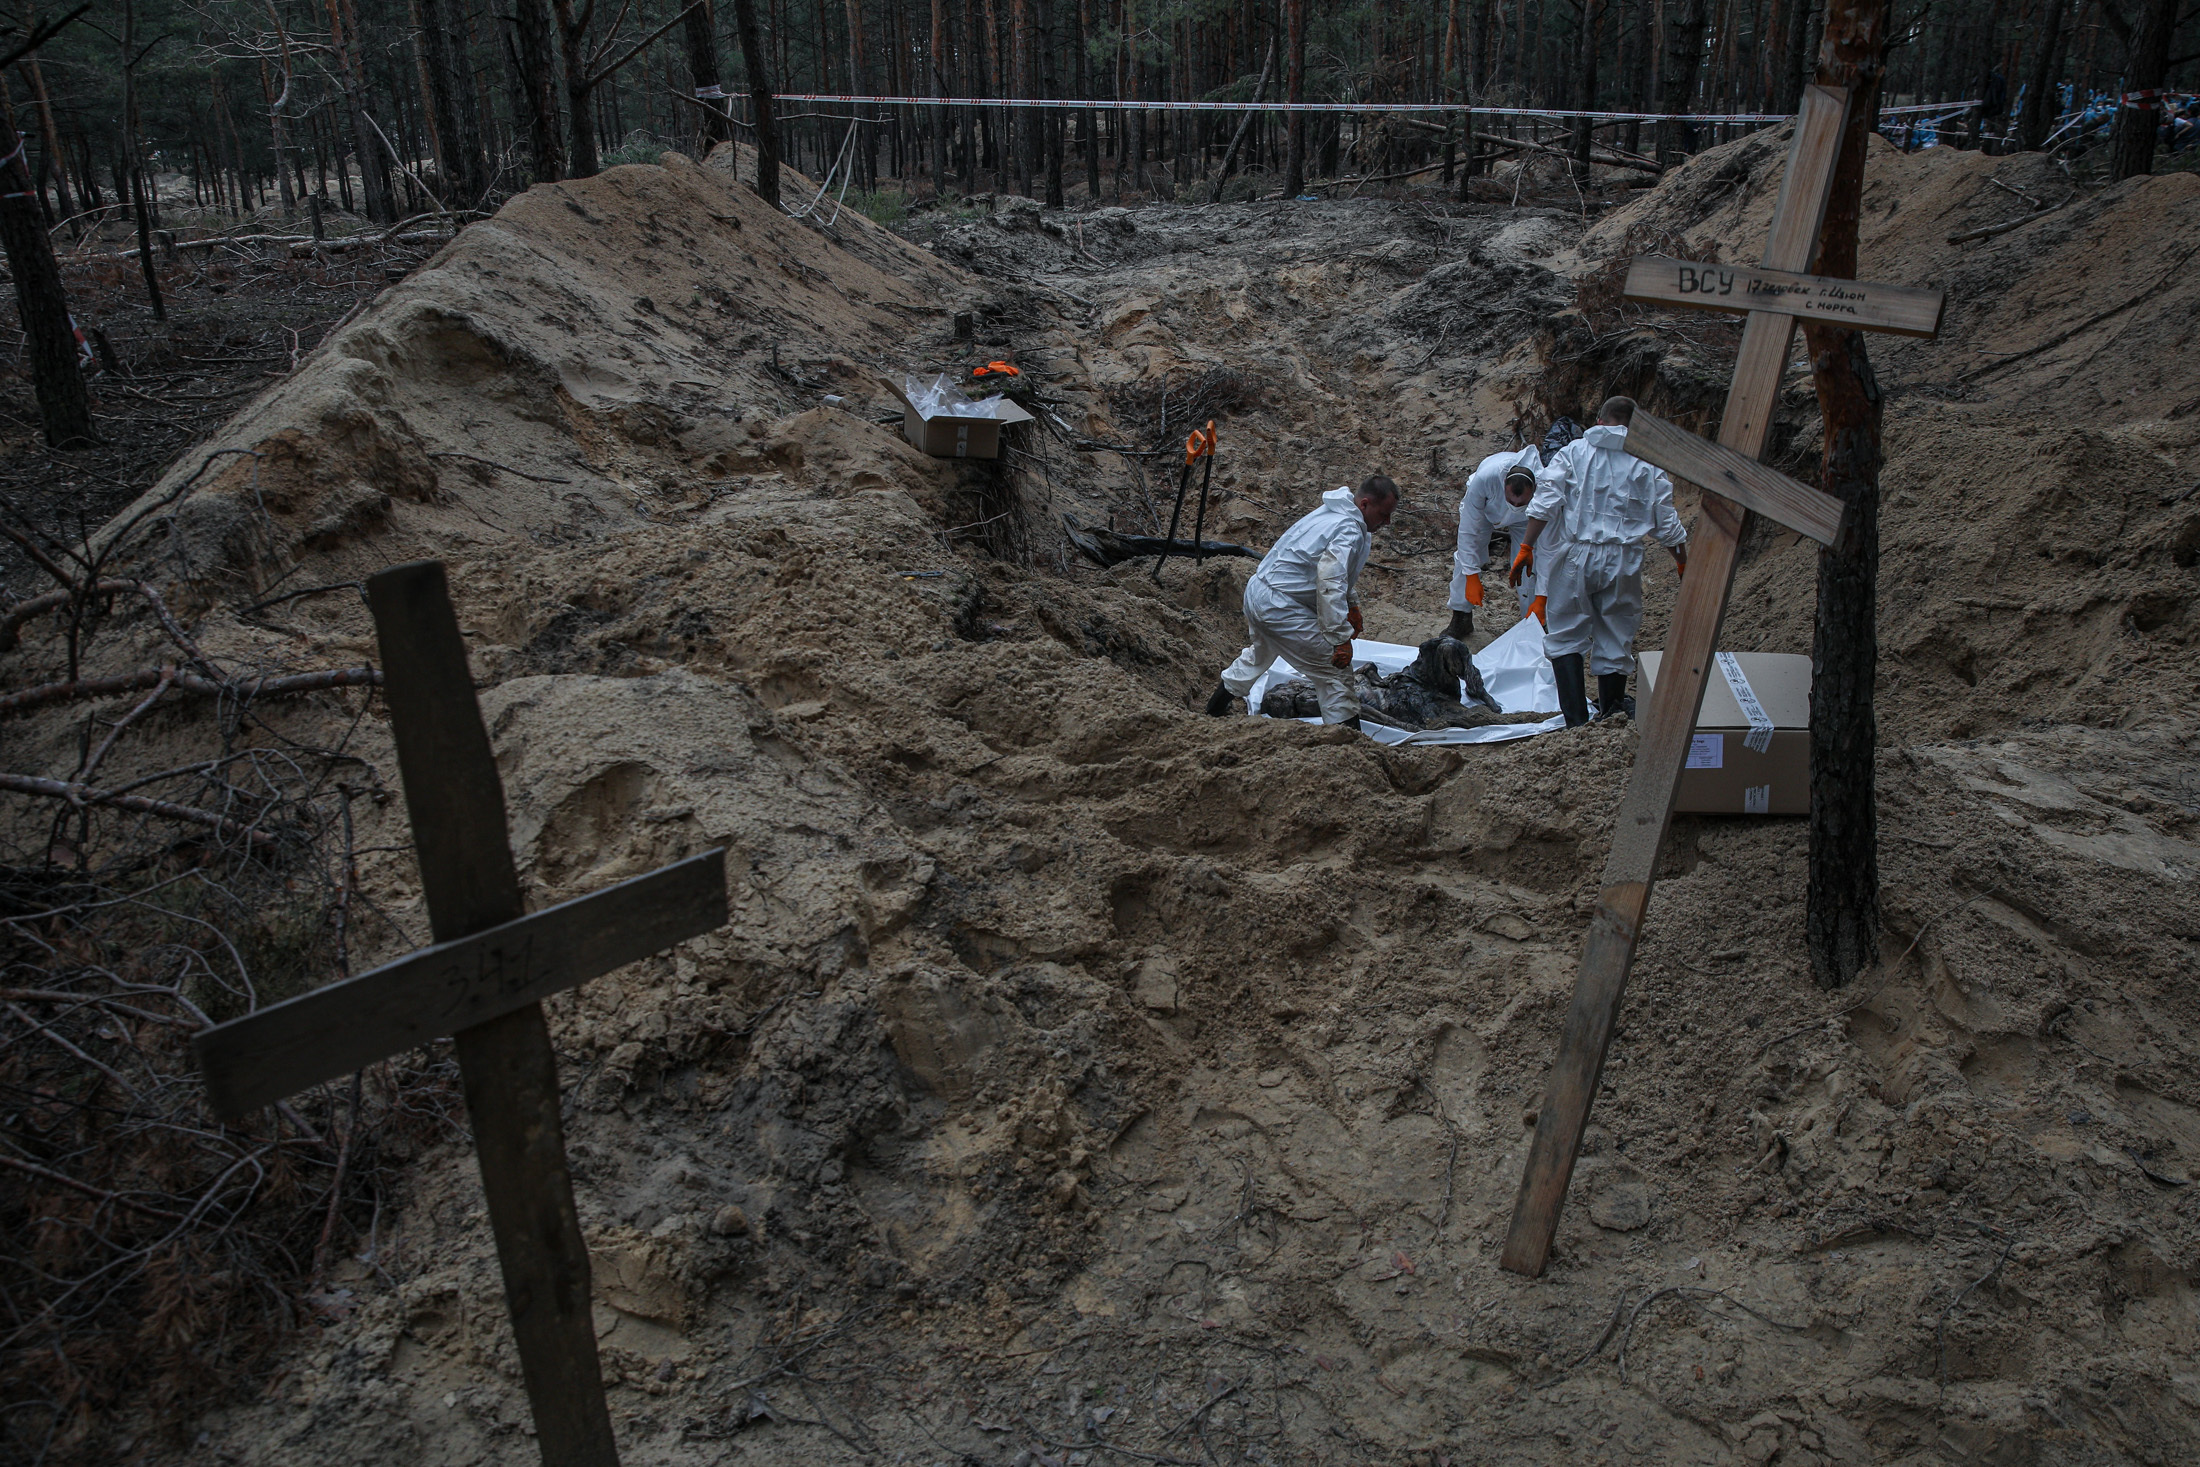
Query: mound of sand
10 129 2200 1465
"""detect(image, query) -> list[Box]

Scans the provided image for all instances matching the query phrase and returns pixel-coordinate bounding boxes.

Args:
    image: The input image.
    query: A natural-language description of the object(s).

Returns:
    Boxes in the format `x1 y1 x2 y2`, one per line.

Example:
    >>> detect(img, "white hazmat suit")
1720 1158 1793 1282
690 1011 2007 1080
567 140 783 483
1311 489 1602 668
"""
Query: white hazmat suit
1449 446 1541 620
1220 487 1372 723
1527 424 1688 676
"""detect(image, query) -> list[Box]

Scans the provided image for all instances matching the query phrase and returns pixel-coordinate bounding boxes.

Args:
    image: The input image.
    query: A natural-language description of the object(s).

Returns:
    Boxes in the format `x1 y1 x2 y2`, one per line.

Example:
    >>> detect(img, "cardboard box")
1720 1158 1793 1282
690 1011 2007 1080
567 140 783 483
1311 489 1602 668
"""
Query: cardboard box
1636 650 1811 815
884 373 1035 460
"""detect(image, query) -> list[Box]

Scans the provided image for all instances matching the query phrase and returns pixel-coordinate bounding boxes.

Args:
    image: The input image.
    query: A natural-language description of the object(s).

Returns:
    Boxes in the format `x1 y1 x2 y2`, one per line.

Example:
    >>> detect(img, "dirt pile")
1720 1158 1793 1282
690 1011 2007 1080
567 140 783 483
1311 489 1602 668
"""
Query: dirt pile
8 128 2199 1466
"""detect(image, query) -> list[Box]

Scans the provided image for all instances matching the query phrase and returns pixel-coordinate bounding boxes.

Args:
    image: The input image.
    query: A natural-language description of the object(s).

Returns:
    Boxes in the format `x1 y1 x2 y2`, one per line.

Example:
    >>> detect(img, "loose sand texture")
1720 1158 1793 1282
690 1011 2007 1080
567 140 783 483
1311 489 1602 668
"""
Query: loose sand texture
13 129 2200 1464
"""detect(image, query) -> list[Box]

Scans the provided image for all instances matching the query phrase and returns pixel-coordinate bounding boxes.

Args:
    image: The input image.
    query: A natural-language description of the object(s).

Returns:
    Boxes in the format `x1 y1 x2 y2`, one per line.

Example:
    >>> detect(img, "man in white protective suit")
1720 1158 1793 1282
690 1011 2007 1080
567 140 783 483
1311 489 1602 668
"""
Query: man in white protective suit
1205 475 1399 729
1508 396 1687 727
1444 449 1541 641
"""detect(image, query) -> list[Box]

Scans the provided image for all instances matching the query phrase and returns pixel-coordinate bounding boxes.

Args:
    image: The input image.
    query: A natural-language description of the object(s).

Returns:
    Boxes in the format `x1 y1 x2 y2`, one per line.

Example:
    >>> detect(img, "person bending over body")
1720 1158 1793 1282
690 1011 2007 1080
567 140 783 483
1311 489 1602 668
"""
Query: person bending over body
1446 449 1542 641
1508 397 1686 727
1205 475 1398 729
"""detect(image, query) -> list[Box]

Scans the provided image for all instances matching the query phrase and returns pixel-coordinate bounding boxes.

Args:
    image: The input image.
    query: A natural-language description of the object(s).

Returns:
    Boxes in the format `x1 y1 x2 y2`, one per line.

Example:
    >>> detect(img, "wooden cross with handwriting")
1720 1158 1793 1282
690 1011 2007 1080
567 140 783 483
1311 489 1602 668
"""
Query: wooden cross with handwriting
1500 86 1945 1276
193 561 730 1465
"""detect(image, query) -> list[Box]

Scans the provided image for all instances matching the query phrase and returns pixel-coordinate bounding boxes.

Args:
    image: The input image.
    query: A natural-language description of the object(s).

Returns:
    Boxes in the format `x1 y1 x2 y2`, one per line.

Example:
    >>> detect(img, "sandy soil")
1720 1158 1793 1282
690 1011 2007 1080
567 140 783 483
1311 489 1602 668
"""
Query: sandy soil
14 132 2200 1465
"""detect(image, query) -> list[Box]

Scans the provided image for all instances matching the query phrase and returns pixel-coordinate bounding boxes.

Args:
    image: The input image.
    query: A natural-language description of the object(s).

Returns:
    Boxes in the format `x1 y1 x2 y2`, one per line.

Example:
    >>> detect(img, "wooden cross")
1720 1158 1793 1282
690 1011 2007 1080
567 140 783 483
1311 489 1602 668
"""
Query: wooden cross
193 561 730 1466
1500 85 1945 1277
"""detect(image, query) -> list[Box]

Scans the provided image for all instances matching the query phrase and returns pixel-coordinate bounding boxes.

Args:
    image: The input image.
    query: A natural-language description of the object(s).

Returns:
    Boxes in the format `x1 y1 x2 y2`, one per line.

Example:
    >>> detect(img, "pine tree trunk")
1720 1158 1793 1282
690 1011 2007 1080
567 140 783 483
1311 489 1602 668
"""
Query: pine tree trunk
0 79 93 448
21 60 73 224
1660 0 1709 162
1573 0 1602 169
118 1 167 320
1282 0 1306 194
509 0 566 182
2108 0 2175 180
332 0 396 220
1802 0 1889 989
728 0 782 203
552 0 601 178
930 0 951 189
2016 0 2067 149
419 0 491 198
1037 0 1064 206
684 0 734 149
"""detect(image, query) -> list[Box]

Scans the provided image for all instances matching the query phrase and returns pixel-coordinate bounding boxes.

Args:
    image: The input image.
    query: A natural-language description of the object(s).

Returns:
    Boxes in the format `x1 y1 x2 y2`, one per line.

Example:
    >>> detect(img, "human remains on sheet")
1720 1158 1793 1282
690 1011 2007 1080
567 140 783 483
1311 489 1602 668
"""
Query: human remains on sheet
1259 636 1545 732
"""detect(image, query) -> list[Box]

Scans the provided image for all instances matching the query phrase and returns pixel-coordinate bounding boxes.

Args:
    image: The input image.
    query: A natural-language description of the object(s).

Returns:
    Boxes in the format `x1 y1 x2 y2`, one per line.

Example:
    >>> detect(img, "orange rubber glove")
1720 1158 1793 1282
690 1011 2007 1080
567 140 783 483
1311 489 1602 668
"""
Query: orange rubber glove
1672 546 1687 579
1347 605 1363 636
1508 543 1534 588
1331 642 1353 670
1529 595 1547 627
1462 574 1485 607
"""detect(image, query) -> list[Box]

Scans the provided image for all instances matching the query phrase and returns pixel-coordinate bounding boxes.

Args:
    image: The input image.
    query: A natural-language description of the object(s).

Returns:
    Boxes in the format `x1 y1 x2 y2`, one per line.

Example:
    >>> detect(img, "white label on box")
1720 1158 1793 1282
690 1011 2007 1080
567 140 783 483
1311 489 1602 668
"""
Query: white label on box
1744 784 1771 815
1716 652 1778 754
1687 733 1724 769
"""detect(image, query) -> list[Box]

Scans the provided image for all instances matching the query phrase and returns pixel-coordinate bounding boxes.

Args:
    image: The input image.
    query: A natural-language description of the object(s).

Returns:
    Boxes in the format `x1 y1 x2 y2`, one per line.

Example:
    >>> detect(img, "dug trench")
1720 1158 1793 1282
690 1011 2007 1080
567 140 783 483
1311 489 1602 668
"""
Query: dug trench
10 135 2200 1463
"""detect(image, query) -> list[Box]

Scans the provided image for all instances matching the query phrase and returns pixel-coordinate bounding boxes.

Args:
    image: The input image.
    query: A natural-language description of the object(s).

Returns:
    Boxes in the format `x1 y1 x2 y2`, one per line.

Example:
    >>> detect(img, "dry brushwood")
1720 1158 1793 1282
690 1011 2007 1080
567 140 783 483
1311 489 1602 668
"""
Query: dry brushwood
0 472 453 1460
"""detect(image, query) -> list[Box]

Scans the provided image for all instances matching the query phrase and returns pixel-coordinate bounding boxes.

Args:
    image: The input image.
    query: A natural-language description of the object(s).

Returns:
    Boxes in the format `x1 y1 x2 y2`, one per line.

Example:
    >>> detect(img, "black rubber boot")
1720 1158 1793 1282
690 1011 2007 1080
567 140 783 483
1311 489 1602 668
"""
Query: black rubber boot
1444 608 1474 641
1343 716 1362 731
1204 682 1235 717
1550 654 1590 728
1595 672 1633 721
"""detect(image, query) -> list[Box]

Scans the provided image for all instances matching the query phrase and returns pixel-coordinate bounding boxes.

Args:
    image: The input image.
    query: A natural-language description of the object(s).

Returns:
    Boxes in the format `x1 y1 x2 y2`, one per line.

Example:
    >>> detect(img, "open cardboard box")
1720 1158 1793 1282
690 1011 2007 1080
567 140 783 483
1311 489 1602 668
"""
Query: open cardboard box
883 373 1035 460
1636 650 1811 815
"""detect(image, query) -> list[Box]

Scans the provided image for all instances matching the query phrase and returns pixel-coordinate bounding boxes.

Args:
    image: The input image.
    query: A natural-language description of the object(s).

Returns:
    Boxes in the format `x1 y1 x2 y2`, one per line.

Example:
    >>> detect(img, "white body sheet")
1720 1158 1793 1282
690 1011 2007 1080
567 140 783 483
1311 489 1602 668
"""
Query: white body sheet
1244 616 1568 745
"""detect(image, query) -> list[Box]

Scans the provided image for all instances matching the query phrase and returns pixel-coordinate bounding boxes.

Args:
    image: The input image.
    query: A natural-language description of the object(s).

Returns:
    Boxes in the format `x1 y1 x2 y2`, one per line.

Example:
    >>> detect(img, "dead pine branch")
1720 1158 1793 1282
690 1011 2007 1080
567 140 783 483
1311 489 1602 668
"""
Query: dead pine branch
0 664 382 719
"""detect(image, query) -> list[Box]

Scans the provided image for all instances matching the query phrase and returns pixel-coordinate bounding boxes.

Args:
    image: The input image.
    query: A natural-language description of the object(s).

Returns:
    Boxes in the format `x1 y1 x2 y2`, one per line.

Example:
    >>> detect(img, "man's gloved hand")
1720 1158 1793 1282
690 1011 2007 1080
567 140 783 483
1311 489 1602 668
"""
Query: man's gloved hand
1331 642 1353 670
1509 543 1534 588
1672 545 1688 578
1347 605 1363 636
1529 595 1547 627
1462 575 1485 608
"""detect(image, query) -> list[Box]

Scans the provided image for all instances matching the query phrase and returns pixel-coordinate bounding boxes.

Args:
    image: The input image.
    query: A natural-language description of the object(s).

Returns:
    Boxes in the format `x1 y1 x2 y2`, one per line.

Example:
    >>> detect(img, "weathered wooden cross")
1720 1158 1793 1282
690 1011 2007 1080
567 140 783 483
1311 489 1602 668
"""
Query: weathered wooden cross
1500 85 1945 1276
193 561 730 1465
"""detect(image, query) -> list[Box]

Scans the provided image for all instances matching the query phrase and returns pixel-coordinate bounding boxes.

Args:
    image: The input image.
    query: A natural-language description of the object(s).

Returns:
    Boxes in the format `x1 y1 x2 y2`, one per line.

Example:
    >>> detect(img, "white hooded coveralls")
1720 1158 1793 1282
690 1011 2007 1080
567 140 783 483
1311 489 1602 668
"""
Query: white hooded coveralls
1449 446 1541 620
1527 424 1688 676
1221 487 1371 723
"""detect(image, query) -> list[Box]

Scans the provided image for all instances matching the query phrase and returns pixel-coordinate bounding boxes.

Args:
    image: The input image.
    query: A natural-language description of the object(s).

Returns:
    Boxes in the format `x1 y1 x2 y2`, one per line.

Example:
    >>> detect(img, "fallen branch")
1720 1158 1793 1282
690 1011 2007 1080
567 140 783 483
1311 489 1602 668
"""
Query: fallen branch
1946 193 2074 244
1474 131 1664 174
0 771 281 845
287 230 449 257
0 579 140 650
1062 512 1260 569
0 664 382 719
0 1152 189 1222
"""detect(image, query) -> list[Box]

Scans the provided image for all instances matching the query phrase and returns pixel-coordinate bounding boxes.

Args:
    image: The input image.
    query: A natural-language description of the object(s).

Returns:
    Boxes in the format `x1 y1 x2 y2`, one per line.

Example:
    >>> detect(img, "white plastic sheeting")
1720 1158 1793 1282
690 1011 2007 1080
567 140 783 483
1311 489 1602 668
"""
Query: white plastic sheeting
1244 615 1568 745
902 373 1024 421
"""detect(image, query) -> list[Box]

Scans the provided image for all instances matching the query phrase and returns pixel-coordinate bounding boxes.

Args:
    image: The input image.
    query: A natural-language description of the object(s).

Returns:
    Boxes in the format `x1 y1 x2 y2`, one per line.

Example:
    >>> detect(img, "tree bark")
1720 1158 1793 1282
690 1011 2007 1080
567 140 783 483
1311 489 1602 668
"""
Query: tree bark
19 59 70 223
728 0 782 203
1574 0 1604 169
930 0 951 189
552 0 601 178
1282 0 1307 194
118 0 166 320
2016 0 2069 150
1660 0 1709 164
418 0 491 200
0 76 93 446
684 0 734 149
2108 0 2175 180
1802 0 1890 989
509 0 566 182
330 0 397 220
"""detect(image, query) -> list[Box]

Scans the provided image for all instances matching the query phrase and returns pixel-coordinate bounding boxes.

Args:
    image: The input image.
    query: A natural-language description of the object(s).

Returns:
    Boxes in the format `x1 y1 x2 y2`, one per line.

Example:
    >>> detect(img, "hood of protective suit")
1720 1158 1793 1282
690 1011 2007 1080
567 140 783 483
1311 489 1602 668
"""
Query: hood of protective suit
1583 424 1629 452
1321 486 1359 515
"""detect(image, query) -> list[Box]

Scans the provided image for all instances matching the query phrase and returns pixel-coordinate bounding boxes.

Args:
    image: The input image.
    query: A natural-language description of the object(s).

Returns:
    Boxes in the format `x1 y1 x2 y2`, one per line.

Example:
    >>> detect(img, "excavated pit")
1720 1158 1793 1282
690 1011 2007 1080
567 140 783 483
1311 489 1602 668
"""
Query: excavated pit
10 135 2200 1464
